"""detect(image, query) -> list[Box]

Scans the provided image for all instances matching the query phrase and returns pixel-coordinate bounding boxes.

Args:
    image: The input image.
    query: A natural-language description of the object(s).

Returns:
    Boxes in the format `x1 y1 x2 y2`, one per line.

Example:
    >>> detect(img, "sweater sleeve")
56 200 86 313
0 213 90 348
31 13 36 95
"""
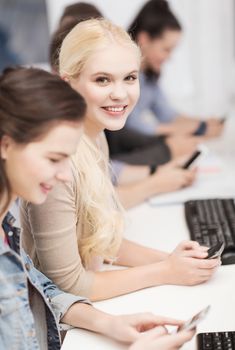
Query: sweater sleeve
150 84 177 124
20 163 95 298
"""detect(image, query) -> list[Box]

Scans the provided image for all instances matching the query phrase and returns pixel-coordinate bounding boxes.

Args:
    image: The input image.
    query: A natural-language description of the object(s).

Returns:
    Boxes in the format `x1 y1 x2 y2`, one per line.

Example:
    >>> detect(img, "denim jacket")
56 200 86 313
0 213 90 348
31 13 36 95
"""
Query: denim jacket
0 212 90 350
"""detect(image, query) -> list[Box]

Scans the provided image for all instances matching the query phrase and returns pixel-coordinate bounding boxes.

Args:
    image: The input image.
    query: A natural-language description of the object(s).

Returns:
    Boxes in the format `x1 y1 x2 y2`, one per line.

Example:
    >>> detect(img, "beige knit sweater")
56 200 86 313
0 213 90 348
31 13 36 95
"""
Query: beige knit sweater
20 133 109 298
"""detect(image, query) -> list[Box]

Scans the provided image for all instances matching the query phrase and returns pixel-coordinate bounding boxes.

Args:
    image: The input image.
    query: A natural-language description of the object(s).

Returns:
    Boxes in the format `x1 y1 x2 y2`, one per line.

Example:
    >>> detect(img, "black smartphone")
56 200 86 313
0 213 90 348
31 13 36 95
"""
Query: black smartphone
220 115 227 124
182 150 202 169
177 305 210 332
206 241 225 259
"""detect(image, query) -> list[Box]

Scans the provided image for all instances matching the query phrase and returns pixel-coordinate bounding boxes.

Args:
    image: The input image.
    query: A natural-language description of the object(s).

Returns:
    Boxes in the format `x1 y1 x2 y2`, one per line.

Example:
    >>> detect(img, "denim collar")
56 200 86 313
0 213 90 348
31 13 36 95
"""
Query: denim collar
3 211 16 226
1 211 21 254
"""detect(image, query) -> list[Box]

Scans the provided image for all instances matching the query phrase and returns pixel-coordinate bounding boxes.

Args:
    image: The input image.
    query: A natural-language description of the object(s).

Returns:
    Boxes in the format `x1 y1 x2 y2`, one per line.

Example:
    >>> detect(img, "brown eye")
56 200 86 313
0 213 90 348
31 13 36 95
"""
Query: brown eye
125 74 138 82
95 77 109 85
49 158 60 163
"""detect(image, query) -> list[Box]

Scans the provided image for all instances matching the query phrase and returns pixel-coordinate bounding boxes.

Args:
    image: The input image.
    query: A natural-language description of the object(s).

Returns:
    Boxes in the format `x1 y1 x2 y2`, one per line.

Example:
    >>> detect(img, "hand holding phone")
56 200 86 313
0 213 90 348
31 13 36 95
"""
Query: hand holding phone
220 117 226 124
206 241 225 259
220 115 228 124
182 150 202 169
177 305 210 332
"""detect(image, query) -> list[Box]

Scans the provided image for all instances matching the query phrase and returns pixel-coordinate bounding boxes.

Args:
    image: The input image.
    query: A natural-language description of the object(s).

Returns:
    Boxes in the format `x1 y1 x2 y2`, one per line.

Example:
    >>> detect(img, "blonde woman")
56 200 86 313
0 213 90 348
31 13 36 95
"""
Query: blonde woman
20 19 220 302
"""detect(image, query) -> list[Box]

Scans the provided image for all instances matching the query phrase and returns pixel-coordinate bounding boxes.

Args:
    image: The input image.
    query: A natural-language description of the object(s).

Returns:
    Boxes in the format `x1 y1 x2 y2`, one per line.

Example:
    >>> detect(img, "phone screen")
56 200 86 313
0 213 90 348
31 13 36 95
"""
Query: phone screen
220 115 227 124
206 242 225 259
182 150 201 169
177 305 210 332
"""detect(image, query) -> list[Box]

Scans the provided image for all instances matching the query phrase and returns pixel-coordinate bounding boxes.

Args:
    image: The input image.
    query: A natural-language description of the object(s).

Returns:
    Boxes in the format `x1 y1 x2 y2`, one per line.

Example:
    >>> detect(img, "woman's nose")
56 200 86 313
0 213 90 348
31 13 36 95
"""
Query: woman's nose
110 84 127 100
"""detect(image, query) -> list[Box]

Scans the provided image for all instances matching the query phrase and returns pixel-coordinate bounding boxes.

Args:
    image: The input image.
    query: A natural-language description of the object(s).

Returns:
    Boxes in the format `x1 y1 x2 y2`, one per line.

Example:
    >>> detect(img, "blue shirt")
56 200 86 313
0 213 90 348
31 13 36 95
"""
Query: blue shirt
126 73 177 135
0 212 90 350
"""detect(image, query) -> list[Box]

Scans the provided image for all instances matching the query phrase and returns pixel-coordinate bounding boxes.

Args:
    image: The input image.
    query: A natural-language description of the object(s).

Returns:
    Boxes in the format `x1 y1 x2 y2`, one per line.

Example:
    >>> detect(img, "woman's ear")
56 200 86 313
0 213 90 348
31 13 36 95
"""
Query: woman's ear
137 31 151 48
62 75 70 83
0 135 13 160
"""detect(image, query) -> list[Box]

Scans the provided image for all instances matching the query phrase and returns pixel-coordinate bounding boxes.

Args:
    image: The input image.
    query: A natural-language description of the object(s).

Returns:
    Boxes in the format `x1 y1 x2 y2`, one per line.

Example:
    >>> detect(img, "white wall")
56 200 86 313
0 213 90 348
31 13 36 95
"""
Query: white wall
46 0 235 116
162 0 235 116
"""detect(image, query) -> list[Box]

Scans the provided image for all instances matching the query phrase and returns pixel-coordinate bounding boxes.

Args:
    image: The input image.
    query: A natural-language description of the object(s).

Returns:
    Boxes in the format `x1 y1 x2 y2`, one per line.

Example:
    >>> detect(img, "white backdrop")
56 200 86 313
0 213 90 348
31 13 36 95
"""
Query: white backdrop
46 0 235 116
46 0 147 31
163 0 235 116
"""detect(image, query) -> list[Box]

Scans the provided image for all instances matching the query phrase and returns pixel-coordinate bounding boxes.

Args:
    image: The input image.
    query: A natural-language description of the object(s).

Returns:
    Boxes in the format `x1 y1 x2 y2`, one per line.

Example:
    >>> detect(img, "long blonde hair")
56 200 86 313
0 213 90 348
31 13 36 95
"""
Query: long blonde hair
59 19 140 267
59 18 140 78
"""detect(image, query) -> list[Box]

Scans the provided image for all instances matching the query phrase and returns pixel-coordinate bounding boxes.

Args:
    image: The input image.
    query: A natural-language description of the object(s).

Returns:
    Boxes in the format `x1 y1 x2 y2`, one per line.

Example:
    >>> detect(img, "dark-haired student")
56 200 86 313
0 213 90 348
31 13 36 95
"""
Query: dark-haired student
0 66 194 350
126 0 223 138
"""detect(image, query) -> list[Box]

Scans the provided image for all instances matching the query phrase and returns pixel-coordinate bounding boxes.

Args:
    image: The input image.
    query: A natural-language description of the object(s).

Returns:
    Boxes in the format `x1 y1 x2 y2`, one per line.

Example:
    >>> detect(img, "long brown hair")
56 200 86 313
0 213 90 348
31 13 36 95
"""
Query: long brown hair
0 66 86 216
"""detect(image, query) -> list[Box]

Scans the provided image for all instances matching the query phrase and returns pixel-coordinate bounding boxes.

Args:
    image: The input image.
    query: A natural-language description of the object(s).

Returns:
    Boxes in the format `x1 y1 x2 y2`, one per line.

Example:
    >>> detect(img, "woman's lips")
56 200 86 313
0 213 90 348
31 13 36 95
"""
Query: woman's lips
40 183 53 194
101 105 127 116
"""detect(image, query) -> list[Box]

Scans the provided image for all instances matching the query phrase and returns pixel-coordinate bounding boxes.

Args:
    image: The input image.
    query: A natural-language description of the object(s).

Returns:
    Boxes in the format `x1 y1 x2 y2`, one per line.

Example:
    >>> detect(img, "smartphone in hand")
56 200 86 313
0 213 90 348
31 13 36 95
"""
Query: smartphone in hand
206 241 225 259
220 115 227 124
177 305 211 332
182 150 202 169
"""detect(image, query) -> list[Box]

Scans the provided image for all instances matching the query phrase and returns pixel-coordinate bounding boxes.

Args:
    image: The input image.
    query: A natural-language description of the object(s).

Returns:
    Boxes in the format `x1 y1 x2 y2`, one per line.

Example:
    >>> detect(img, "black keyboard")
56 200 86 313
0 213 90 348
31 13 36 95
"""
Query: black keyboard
184 198 235 265
197 331 235 350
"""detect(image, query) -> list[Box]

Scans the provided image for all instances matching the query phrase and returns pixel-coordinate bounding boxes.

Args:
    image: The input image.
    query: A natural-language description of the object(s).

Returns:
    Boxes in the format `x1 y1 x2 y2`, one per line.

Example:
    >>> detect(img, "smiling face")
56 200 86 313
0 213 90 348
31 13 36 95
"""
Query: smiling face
1 121 82 204
139 29 181 72
69 43 140 137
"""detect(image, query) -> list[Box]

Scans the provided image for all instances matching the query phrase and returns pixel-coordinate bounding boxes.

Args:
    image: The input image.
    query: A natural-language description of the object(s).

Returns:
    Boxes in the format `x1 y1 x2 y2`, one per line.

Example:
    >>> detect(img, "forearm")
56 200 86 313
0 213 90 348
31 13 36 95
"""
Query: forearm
157 116 200 136
116 175 162 209
61 302 113 335
157 122 176 135
177 115 202 123
116 184 150 208
176 115 203 129
90 261 168 301
157 117 184 135
175 115 189 122
116 239 168 267
117 164 149 185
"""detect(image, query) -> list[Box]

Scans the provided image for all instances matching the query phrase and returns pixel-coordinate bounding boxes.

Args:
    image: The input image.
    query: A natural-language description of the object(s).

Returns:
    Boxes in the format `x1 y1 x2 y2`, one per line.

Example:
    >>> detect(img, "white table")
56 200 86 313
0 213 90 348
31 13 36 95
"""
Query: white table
62 116 235 350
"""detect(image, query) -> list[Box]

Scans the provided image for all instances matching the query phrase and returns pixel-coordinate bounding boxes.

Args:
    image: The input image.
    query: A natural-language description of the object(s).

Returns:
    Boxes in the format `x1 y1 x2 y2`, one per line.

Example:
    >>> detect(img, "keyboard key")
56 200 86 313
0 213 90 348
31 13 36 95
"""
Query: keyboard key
197 331 235 350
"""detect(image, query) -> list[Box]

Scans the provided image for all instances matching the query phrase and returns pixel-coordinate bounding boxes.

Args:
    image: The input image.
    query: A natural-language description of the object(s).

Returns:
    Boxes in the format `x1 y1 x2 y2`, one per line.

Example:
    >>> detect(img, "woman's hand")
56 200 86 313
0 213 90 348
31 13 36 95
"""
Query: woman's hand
166 135 202 158
104 313 184 344
205 118 224 138
163 241 221 286
129 326 195 350
152 162 196 194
